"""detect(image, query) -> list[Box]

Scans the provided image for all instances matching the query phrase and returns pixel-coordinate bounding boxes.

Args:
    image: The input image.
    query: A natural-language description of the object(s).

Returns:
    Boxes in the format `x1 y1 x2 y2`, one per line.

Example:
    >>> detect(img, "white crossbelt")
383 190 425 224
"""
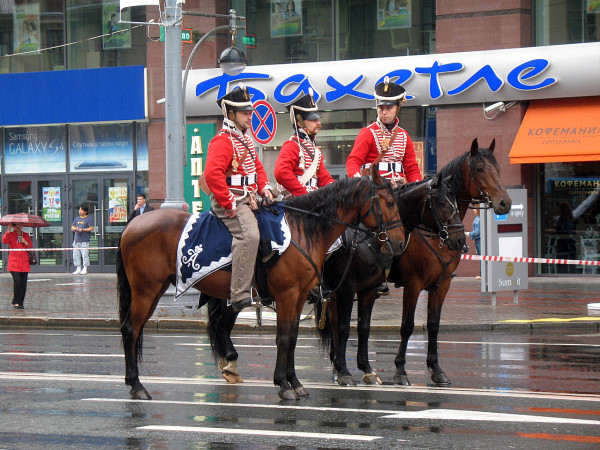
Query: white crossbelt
298 176 318 188
363 162 404 173
227 173 257 186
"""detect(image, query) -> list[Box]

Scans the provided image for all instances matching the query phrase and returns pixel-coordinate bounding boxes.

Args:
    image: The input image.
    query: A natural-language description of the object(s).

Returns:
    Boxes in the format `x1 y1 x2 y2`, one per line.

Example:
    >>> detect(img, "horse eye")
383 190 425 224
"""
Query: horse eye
476 166 485 172
387 201 395 208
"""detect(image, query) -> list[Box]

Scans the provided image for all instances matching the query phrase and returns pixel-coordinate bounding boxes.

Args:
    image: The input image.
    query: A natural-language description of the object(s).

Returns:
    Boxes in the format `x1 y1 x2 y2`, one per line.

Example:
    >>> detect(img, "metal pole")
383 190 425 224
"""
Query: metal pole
161 0 186 210
181 24 229 162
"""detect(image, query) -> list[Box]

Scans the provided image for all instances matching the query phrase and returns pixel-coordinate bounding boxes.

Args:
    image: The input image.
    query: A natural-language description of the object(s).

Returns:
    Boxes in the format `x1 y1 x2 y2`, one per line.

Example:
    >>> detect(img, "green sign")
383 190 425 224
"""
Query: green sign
243 34 256 48
184 123 216 213
159 27 193 43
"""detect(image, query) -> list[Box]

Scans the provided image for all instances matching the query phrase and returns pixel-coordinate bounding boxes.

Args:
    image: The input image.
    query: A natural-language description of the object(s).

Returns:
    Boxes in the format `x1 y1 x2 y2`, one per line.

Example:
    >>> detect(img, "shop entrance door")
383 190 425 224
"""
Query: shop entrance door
70 175 133 273
2 177 67 272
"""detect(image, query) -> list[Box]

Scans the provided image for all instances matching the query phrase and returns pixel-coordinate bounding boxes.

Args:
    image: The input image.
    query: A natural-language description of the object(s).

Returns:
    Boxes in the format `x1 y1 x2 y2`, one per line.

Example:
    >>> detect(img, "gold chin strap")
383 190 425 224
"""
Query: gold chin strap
229 110 247 132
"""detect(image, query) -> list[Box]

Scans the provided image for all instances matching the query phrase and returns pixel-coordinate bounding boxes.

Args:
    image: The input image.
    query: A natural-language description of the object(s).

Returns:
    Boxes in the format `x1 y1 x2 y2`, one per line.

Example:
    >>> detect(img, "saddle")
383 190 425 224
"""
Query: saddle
176 203 290 299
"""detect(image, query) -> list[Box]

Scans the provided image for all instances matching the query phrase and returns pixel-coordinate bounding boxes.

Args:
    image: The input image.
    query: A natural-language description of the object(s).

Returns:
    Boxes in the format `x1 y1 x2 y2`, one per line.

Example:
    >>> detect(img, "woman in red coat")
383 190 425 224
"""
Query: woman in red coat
2 222 32 309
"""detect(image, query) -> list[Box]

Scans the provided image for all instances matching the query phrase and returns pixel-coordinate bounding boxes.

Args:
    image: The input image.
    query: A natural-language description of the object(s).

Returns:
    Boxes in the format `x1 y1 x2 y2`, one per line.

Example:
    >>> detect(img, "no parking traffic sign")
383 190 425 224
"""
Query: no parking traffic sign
251 100 277 145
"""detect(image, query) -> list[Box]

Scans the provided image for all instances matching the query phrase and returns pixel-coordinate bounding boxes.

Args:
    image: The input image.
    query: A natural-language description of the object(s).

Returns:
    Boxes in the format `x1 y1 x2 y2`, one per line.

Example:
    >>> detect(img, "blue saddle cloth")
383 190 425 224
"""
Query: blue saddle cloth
176 203 290 297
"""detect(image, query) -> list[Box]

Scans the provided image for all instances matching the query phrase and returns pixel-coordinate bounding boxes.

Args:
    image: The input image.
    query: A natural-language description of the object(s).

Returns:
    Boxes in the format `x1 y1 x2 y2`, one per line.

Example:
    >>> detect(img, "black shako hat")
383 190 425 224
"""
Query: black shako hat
286 88 321 122
216 83 254 113
374 76 406 106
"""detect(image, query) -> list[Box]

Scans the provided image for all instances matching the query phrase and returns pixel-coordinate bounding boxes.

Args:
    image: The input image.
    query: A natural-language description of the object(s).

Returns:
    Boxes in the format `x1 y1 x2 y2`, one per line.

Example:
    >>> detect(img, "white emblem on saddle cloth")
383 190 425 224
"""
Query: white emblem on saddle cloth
181 244 204 270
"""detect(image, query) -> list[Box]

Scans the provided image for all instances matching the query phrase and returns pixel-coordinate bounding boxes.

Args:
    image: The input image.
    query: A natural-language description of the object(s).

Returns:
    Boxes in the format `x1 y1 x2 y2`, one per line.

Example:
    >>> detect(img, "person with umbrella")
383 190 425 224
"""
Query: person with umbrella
2 221 33 309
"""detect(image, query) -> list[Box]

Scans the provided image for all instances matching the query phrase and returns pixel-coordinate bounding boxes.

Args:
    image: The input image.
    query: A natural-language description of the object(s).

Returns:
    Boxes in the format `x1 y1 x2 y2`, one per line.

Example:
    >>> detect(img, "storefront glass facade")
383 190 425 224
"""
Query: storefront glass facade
0 1 147 74
534 2 599 274
234 0 436 65
536 0 600 46
539 161 600 275
0 2 148 272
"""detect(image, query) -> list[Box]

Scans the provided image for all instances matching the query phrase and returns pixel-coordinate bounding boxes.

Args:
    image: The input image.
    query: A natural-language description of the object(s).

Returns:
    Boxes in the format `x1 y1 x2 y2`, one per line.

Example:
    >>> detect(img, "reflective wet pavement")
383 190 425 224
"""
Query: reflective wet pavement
1 328 599 448
0 273 599 331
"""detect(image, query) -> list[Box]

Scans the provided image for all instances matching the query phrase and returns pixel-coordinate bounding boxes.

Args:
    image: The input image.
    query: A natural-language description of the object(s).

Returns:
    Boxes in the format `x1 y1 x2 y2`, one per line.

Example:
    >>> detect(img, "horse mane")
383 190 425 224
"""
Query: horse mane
285 177 371 250
394 179 429 232
436 145 499 196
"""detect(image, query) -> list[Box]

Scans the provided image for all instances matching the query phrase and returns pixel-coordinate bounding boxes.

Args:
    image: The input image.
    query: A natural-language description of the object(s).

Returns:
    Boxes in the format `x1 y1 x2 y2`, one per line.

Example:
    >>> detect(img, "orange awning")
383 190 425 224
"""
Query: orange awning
509 97 600 164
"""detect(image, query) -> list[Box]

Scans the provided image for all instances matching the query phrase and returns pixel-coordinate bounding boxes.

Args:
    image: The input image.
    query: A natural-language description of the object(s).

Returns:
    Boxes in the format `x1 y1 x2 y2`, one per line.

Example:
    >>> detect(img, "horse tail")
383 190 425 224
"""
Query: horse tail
314 300 332 353
206 293 238 363
117 237 143 362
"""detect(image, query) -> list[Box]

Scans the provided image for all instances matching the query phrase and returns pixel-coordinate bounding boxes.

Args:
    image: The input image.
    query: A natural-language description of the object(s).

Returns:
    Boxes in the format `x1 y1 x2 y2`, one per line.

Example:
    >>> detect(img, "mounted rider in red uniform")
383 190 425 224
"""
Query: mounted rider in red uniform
204 83 274 312
346 77 422 186
274 88 334 197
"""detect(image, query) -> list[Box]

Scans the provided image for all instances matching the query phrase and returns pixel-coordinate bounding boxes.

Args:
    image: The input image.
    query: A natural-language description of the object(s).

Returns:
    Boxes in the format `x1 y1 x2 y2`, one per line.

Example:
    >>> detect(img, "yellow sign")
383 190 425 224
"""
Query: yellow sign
506 262 514 276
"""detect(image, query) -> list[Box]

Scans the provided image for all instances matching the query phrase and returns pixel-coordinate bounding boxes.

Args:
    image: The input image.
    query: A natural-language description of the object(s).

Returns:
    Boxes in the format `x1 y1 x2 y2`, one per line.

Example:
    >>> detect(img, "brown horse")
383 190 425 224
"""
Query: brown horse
321 138 512 387
117 168 405 400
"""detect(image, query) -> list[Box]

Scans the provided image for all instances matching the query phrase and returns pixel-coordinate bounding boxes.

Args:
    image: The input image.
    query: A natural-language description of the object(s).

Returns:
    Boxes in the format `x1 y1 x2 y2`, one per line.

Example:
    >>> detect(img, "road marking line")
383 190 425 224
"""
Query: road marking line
56 283 86 286
0 352 122 357
1 372 598 402
380 409 600 425
500 317 600 323
138 425 383 441
89 399 600 426
176 343 314 348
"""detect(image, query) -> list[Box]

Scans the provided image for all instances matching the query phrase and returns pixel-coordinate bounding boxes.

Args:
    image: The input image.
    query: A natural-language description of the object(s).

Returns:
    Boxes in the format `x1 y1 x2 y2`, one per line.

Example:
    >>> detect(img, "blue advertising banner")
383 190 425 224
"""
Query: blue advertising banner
4 126 66 174
0 66 145 126
69 123 133 172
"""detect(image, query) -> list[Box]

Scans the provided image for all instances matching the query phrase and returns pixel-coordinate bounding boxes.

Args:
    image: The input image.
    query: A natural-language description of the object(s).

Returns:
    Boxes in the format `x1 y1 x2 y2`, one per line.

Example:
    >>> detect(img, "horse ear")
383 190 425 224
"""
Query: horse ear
370 164 383 185
443 175 453 185
430 177 439 189
470 138 479 155
489 138 496 153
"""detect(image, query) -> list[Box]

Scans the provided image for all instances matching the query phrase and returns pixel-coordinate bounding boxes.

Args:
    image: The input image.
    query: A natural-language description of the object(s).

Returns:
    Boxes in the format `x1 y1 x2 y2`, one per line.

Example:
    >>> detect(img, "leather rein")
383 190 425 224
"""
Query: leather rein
283 179 403 298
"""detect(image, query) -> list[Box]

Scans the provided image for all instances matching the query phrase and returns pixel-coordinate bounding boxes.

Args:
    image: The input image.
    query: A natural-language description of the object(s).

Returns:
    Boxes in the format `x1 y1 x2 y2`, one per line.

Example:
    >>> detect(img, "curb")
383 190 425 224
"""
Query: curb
1 316 598 332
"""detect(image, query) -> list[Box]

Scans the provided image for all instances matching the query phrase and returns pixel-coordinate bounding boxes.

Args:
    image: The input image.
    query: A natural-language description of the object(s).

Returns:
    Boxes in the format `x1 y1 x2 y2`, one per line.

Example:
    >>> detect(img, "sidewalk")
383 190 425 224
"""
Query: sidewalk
0 273 599 331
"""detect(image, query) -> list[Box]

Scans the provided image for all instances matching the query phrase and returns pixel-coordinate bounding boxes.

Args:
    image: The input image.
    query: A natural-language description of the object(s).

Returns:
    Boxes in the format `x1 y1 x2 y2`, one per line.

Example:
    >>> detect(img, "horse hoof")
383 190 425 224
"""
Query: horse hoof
222 370 243 384
130 387 152 400
279 388 300 401
363 372 382 385
294 386 309 397
432 372 451 387
393 374 411 386
337 375 356 386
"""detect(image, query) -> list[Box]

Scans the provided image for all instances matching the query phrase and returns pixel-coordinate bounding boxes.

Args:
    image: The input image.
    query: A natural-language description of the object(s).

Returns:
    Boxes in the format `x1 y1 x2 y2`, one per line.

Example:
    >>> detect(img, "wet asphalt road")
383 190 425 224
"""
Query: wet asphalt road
1 327 599 449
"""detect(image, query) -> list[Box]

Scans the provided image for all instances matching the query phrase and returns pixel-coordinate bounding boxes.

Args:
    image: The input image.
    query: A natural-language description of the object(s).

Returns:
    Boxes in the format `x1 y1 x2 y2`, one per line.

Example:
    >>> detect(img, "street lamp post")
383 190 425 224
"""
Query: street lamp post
162 5 246 210
161 0 185 210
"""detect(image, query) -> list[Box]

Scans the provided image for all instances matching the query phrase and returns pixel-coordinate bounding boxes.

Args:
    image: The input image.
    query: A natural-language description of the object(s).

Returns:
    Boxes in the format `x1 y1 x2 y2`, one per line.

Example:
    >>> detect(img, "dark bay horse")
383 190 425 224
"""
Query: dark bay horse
318 175 466 386
117 169 404 400
322 138 512 387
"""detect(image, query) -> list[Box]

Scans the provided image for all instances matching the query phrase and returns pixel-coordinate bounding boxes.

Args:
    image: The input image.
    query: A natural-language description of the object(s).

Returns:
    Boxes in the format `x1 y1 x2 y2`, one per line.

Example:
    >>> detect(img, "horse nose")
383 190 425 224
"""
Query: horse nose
498 198 512 214
458 234 466 250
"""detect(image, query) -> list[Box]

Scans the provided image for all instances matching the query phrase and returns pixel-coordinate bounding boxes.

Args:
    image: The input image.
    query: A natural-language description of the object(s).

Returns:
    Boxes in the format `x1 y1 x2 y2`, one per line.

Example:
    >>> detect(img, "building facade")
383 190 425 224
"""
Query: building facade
1 0 599 276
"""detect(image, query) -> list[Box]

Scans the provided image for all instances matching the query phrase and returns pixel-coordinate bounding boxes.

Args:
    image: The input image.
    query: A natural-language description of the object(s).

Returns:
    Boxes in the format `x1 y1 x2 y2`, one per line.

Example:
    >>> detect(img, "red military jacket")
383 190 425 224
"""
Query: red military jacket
205 121 271 210
346 119 422 183
274 131 334 196
2 230 32 272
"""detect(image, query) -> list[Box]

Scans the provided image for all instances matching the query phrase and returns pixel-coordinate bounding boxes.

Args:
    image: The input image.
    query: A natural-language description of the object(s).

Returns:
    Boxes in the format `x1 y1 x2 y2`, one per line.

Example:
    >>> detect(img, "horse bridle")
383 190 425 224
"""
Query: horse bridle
416 179 464 250
466 155 494 209
355 180 404 243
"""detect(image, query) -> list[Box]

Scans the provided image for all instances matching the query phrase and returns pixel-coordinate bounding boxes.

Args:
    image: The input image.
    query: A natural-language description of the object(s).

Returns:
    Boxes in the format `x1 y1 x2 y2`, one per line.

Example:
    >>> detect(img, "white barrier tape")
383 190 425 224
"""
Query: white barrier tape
461 254 600 266
0 247 118 252
1 246 598 267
